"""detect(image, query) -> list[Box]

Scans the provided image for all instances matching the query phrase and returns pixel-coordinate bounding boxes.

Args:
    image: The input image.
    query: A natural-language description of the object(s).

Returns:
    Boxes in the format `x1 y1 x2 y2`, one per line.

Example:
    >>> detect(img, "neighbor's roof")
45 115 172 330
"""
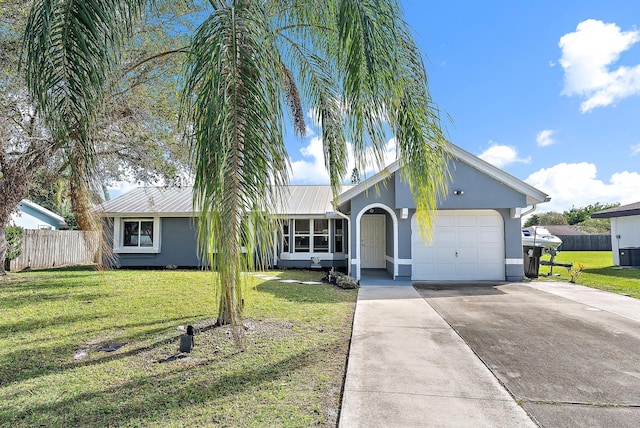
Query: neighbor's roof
591 201 640 219
19 199 67 226
97 185 348 217
337 144 550 207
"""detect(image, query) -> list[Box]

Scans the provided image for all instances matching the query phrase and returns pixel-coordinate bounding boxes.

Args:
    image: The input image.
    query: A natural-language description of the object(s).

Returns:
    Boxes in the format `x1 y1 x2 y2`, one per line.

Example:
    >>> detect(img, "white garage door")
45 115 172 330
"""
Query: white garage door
411 210 505 281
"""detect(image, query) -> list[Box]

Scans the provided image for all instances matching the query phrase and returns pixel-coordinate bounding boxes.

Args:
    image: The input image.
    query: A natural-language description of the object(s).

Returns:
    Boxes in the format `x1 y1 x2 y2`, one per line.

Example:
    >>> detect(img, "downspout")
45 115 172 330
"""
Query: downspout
520 204 537 218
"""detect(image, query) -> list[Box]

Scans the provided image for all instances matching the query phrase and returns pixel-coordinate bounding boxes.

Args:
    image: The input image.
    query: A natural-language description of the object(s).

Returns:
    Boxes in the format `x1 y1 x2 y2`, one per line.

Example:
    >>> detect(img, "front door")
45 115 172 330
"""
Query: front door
361 214 386 269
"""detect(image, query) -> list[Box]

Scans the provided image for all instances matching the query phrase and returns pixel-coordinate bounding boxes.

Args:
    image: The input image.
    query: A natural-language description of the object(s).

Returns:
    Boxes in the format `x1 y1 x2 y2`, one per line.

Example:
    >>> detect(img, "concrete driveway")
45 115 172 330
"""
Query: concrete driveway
414 281 640 427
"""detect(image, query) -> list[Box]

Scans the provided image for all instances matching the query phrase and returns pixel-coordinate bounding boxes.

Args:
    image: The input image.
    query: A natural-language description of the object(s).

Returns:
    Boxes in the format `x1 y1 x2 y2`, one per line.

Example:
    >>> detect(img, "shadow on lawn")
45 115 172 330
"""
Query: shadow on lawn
583 266 640 279
255 280 352 304
0 291 112 311
0 316 210 385
5 341 331 427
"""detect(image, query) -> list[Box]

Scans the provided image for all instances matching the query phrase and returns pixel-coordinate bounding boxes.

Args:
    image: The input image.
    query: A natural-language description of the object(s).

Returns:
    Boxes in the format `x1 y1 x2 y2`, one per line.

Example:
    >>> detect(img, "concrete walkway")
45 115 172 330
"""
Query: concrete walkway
339 285 535 428
525 280 640 322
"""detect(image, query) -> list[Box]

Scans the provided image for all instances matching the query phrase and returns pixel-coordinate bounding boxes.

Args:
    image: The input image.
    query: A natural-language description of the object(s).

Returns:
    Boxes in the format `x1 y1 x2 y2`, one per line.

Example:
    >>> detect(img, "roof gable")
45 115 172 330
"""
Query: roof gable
18 199 67 227
337 144 549 206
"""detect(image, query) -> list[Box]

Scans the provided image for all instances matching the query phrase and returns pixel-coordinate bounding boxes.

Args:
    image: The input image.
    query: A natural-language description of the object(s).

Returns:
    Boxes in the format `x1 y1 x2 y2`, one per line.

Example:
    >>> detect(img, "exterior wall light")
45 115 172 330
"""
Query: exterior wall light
453 190 464 195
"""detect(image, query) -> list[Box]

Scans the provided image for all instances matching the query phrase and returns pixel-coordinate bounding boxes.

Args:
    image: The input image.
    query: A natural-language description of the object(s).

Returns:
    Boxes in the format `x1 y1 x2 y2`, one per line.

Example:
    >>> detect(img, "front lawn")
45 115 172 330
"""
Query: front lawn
537 251 640 299
0 268 356 427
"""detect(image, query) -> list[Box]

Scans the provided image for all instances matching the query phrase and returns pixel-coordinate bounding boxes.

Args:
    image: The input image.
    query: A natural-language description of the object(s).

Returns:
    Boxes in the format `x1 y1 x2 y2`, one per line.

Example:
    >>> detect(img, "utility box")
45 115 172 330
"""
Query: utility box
523 245 543 278
619 248 640 267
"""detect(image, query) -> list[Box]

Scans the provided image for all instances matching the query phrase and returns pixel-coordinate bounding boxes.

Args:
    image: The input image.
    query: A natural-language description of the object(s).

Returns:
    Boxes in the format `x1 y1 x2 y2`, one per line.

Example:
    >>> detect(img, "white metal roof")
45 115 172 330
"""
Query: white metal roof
97 185 348 217
97 187 194 216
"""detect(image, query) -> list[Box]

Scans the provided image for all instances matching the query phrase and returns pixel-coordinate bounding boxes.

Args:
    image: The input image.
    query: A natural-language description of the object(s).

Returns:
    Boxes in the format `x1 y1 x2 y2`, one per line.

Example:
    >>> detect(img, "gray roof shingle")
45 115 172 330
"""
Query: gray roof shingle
591 201 640 218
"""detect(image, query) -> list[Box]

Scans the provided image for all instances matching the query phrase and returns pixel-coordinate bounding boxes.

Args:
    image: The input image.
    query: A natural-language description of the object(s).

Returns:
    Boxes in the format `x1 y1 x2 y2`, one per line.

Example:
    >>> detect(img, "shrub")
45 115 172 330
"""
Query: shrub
568 262 585 283
6 226 24 261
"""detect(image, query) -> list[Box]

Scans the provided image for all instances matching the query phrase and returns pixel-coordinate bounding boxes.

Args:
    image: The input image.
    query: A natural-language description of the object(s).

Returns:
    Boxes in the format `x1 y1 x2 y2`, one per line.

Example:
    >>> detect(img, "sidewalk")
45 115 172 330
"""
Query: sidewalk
525 280 640 322
339 286 535 428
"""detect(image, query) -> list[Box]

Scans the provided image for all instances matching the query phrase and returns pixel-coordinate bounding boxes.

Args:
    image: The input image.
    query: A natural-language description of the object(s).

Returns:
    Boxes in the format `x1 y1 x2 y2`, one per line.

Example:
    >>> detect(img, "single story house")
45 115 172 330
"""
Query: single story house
98 144 550 281
10 199 67 230
591 202 640 266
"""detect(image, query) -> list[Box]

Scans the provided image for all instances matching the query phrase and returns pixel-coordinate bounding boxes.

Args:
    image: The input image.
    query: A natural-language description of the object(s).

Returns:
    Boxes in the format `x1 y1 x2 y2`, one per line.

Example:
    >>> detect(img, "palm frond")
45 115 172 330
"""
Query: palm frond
23 0 147 158
181 2 288 343
337 0 450 227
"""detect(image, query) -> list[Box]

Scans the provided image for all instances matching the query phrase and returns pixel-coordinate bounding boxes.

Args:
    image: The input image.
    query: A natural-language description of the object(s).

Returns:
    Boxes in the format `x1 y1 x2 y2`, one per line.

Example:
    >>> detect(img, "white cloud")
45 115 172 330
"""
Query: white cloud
631 143 640 155
525 162 640 213
477 142 531 168
559 19 640 112
107 181 141 199
289 137 397 184
290 137 332 184
536 129 556 147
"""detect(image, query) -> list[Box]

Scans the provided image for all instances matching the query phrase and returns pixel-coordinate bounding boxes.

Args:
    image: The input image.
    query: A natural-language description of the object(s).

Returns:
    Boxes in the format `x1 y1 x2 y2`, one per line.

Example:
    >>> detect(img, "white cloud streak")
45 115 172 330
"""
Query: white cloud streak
559 19 640 112
477 142 531 168
536 129 556 147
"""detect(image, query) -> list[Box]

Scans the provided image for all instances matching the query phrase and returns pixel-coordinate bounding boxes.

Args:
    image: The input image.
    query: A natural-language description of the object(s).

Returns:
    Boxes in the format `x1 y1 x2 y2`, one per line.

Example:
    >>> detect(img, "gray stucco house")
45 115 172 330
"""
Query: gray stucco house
98 144 549 281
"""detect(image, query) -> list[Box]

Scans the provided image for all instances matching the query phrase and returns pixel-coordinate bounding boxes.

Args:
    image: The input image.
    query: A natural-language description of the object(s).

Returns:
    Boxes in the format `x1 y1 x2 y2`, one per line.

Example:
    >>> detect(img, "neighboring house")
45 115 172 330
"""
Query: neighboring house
10 199 67 230
592 202 640 266
98 144 550 281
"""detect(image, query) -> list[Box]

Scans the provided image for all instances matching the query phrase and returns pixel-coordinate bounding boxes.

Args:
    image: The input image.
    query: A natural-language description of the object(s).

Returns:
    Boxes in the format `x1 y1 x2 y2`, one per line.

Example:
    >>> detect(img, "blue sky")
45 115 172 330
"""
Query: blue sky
287 0 640 214
108 1 640 214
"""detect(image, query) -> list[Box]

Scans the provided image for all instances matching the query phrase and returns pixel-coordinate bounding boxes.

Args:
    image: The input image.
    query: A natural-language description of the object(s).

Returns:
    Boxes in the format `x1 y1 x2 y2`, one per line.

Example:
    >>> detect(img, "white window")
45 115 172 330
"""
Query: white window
114 217 161 253
288 219 331 253
294 219 310 252
334 219 344 253
282 220 291 253
313 219 329 252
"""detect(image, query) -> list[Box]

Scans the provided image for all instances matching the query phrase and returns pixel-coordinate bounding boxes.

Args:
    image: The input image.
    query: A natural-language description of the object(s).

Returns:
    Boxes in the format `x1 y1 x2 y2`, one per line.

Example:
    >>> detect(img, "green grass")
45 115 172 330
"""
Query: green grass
537 251 640 299
0 268 357 427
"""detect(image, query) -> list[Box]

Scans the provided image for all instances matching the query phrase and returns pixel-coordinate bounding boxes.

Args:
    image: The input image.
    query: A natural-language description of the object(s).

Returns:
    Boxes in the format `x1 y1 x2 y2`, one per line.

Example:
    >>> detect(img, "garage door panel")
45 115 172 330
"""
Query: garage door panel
411 210 505 281
479 215 503 227
457 216 479 227
437 215 456 227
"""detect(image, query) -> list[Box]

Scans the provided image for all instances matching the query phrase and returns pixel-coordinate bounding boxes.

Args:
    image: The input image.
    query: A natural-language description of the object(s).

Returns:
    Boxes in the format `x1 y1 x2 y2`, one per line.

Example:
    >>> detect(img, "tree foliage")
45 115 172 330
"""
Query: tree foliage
24 0 451 347
563 202 620 225
524 202 620 232
0 0 195 273
5 226 23 262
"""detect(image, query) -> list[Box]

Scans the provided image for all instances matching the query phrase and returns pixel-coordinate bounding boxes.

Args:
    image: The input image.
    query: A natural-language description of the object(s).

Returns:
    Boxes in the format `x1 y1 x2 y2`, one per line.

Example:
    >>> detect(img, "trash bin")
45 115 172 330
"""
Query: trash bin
523 245 543 278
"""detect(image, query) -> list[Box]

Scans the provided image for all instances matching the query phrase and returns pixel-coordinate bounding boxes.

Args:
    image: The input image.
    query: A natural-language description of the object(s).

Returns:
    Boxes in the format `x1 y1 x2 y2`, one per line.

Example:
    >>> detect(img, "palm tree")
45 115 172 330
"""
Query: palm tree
24 0 450 348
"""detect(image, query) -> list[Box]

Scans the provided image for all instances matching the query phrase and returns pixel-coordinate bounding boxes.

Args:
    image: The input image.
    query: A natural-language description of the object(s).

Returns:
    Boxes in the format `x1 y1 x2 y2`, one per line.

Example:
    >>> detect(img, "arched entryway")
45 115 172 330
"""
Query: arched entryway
355 204 398 280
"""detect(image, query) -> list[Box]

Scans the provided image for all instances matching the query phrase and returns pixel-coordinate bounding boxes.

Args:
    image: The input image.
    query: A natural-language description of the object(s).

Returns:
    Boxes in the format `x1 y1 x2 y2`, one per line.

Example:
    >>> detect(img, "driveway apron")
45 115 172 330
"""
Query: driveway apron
339 285 535 428
415 282 640 428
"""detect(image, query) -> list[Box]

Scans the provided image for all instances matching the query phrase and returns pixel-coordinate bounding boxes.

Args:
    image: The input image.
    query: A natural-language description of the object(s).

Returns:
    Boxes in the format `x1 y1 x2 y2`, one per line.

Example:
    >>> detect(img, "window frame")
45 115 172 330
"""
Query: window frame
334 219 344 254
113 217 161 254
280 218 346 260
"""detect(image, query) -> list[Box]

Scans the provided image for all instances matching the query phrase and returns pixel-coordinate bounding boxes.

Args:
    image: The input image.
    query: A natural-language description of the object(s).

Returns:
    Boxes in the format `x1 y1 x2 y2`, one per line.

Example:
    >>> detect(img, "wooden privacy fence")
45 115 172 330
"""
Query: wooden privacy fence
10 230 99 271
556 234 611 251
